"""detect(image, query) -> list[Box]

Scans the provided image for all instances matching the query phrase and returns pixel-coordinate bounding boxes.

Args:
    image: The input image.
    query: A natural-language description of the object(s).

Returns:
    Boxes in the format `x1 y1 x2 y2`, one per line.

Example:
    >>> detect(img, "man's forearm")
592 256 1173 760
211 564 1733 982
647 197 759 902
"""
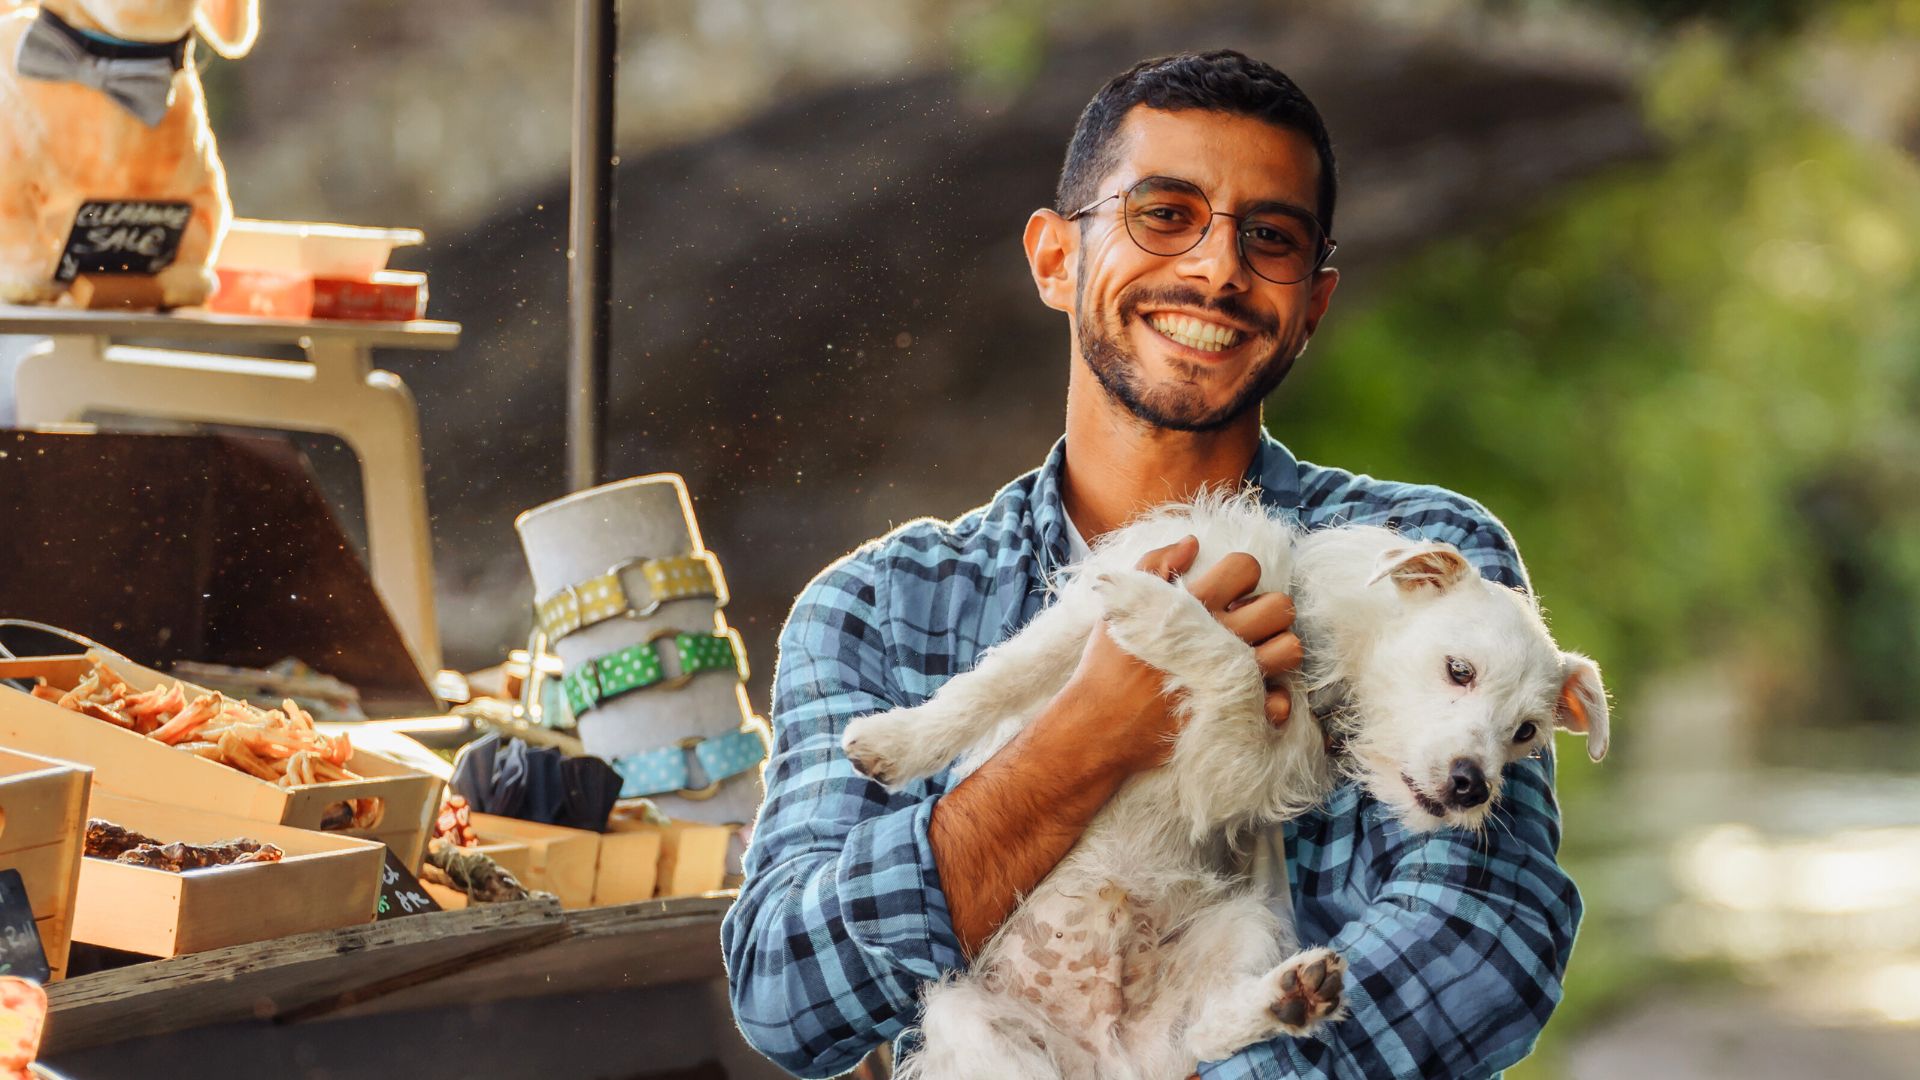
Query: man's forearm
929 690 1125 955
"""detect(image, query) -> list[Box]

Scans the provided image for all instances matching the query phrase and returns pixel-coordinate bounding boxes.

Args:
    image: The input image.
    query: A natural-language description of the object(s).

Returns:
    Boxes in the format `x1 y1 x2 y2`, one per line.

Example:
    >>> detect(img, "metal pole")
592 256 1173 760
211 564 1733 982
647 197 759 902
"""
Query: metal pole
566 0 617 492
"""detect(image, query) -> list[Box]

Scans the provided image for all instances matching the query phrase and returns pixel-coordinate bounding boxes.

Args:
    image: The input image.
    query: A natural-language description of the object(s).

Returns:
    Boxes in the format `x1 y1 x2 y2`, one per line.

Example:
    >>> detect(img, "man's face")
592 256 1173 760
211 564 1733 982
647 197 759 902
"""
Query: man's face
1068 108 1338 432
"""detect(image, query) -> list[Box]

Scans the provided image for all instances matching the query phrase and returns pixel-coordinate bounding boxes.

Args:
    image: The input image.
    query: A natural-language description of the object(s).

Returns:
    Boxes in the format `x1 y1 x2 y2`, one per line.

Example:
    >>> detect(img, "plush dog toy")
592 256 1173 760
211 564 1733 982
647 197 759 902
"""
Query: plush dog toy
0 0 257 307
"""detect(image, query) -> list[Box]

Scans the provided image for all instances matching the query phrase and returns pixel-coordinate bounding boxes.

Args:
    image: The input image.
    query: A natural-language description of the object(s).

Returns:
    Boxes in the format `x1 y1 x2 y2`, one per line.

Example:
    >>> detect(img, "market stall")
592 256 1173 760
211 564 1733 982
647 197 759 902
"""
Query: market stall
0 1 774 1074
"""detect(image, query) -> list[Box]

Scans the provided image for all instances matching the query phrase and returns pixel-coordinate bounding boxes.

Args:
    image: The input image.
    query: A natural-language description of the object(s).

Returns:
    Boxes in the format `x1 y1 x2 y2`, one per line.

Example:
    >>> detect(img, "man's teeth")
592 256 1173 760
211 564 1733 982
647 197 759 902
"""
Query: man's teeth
1148 313 1242 352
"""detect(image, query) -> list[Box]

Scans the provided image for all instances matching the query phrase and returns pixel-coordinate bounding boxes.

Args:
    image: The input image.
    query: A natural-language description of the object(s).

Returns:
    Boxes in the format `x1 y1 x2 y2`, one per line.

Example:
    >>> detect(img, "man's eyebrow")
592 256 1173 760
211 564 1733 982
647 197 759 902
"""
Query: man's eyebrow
1240 197 1318 219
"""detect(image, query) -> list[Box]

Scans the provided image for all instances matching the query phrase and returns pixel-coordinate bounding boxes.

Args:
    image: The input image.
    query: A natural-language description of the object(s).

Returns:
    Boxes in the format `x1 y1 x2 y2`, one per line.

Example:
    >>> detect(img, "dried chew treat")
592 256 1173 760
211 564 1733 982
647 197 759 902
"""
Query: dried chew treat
112 837 285 872
40 656 368 791
84 818 163 859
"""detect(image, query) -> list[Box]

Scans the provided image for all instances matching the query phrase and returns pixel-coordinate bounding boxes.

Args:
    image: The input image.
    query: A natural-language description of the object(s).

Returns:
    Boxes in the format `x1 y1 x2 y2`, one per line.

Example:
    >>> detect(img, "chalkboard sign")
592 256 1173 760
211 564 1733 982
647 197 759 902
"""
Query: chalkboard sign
0 872 48 985
374 850 441 920
54 200 192 282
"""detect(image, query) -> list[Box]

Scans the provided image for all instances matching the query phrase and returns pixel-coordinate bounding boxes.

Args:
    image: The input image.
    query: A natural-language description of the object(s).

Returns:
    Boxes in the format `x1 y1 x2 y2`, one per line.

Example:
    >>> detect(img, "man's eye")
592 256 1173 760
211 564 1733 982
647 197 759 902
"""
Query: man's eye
1513 721 1539 743
1445 656 1475 686
1245 225 1297 249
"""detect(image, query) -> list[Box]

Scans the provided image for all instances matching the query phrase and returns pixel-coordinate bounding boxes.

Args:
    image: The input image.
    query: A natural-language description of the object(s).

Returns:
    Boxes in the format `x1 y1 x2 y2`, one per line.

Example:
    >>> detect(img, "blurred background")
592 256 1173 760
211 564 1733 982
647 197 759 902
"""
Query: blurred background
7 0 1920 1076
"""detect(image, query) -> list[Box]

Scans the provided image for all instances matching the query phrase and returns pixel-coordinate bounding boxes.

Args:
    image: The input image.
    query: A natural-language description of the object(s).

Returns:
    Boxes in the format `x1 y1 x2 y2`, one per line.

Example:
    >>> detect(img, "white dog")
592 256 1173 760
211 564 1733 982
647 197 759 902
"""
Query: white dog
843 490 1609 1080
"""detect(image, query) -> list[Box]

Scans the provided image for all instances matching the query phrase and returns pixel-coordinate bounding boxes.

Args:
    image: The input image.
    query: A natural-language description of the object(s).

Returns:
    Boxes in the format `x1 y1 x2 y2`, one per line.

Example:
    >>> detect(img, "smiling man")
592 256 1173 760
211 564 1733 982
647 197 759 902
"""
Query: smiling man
723 51 1581 1079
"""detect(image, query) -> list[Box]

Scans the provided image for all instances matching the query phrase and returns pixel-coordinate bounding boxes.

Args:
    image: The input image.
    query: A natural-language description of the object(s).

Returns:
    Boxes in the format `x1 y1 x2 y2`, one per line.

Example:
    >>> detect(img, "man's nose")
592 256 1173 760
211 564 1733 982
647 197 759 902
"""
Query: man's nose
1175 216 1249 292
1445 758 1490 809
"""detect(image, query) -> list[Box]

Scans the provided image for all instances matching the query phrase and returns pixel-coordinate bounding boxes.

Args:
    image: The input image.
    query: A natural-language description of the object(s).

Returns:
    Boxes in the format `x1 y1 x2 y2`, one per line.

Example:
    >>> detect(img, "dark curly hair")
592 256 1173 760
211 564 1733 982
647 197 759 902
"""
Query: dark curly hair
1056 50 1337 236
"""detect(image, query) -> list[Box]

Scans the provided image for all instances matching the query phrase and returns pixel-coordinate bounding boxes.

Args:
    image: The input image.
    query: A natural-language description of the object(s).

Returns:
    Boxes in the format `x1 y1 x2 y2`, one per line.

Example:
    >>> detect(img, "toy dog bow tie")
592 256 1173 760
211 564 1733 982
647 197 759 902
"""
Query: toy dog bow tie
15 7 189 127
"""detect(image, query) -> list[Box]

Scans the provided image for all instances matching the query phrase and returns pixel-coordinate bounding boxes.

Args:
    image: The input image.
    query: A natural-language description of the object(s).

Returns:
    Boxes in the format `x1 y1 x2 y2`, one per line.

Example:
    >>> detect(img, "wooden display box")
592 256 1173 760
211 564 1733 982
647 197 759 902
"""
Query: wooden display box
469 814 600 909
0 655 443 869
592 818 729 904
0 748 90 981
73 792 385 957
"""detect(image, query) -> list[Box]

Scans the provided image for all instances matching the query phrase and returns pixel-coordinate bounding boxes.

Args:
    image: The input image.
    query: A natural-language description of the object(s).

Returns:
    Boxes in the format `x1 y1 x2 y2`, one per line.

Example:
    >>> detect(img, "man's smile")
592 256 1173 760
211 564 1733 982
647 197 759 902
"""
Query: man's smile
1142 310 1246 353
1136 309 1256 361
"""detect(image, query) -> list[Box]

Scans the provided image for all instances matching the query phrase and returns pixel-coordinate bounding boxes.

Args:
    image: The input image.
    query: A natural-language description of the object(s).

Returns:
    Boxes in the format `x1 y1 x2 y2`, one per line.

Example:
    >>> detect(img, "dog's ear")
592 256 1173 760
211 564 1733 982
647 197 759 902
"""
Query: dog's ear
1554 652 1610 762
195 0 259 59
1366 541 1474 594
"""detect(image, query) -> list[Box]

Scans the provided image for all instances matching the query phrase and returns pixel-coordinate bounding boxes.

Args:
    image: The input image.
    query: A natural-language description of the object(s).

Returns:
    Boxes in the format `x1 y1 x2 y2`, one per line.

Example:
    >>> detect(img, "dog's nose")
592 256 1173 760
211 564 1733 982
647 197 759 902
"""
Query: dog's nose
1446 759 1490 809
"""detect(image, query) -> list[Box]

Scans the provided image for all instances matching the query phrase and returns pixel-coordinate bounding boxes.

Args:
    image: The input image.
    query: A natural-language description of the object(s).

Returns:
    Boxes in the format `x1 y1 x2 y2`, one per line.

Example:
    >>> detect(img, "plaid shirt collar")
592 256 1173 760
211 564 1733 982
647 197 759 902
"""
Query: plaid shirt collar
1027 431 1309 580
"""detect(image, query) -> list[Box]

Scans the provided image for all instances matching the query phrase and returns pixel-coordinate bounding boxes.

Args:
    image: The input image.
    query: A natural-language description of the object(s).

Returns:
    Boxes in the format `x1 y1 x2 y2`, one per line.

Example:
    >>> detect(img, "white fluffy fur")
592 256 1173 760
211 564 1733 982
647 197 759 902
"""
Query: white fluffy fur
842 489 1608 1080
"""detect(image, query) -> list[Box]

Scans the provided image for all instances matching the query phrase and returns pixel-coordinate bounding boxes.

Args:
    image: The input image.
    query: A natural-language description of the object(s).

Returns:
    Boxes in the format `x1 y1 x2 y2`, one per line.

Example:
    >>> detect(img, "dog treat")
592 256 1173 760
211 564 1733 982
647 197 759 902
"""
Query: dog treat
83 818 284 872
83 818 161 859
433 793 479 848
422 837 531 904
37 656 380 830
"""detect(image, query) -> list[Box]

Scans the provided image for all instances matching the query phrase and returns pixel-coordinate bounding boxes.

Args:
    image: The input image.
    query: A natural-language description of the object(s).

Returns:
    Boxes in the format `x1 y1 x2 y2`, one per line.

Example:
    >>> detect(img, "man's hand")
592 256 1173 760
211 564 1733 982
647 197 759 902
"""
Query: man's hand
1069 535 1303 778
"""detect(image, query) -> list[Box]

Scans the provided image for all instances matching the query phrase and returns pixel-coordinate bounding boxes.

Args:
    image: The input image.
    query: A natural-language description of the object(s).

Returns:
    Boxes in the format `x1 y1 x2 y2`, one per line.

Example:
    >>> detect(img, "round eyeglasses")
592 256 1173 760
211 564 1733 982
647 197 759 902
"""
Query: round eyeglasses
1065 175 1337 286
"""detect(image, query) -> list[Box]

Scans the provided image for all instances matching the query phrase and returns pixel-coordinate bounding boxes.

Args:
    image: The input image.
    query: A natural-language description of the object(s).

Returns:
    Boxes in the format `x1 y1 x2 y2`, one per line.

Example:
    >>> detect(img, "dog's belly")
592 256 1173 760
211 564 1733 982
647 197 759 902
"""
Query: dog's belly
976 874 1193 1065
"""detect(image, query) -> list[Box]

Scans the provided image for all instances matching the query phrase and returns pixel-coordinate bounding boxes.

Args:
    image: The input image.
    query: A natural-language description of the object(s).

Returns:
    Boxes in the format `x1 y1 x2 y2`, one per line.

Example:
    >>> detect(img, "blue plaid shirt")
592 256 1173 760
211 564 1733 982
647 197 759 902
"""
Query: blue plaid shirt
722 434 1581 1079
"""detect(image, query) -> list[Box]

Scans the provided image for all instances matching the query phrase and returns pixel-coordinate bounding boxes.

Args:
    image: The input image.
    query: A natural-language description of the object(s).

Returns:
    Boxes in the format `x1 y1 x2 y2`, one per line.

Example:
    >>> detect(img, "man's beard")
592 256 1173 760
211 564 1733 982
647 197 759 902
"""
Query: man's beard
1076 278 1304 433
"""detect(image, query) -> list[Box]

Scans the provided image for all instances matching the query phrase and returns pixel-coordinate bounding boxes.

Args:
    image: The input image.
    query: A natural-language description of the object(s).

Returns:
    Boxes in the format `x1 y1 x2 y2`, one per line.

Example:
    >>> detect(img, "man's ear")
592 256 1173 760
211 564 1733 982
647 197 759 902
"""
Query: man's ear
1554 652 1610 762
1024 209 1076 315
1365 541 1474 594
1301 265 1339 343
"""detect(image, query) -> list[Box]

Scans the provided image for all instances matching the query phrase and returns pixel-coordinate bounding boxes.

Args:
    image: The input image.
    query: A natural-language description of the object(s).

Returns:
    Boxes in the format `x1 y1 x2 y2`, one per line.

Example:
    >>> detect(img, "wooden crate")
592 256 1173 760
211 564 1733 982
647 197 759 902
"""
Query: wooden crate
590 823 660 906
0 748 90 981
0 655 442 870
73 792 385 957
654 820 730 898
468 814 600 909
590 818 729 904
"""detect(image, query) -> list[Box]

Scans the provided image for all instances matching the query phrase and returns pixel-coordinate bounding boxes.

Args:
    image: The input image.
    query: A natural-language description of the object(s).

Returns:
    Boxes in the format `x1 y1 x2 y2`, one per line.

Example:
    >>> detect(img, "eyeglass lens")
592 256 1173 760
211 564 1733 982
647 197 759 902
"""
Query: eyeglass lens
1121 176 1325 285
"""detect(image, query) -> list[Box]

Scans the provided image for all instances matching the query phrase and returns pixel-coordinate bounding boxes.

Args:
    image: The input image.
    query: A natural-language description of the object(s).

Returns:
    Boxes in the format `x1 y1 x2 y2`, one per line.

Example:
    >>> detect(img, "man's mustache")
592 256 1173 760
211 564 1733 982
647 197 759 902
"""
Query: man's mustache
1117 285 1278 337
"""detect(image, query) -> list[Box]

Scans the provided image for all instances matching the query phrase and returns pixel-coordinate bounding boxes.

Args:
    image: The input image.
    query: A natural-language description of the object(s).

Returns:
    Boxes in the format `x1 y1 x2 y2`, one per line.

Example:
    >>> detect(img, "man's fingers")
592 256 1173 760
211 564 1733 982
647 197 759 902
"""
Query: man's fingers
1264 688 1292 729
1254 631 1304 675
1187 551 1261 611
1135 535 1199 582
1220 592 1295 644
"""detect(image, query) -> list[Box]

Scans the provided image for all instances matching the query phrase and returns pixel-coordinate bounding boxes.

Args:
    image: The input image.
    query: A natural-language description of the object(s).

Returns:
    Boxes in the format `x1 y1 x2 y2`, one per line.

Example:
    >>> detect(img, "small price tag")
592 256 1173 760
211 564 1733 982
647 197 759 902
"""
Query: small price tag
55 200 192 282
0 872 48 985
374 850 441 920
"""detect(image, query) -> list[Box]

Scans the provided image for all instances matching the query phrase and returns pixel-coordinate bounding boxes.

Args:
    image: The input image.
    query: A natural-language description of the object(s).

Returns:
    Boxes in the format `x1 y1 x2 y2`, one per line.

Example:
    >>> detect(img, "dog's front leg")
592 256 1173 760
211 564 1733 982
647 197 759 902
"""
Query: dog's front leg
843 595 1096 788
155 169 230 309
1089 569 1262 707
0 155 63 304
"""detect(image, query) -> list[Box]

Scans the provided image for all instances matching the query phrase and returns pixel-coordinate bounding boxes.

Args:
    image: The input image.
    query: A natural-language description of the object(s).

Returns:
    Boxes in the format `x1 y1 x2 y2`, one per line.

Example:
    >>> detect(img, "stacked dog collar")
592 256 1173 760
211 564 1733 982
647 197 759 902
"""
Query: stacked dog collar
536 550 765 800
534 553 728 640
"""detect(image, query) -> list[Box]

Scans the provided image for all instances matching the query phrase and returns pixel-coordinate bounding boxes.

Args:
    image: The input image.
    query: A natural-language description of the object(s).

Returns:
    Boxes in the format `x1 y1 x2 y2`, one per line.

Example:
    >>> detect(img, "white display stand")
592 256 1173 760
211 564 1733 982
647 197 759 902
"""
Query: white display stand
1 304 458 682
516 474 763 832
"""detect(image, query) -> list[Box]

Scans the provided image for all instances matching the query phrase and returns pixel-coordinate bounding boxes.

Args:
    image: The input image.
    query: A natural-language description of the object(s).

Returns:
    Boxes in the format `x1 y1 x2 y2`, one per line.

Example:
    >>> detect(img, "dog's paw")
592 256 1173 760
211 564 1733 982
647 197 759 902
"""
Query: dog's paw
842 708 946 789
1264 948 1346 1035
156 264 215 310
0 277 64 305
1090 569 1194 657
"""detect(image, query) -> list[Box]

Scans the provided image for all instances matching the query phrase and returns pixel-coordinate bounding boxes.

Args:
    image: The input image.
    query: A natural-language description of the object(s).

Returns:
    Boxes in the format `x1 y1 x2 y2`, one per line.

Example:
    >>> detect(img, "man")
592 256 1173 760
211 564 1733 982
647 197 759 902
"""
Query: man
722 50 1580 1079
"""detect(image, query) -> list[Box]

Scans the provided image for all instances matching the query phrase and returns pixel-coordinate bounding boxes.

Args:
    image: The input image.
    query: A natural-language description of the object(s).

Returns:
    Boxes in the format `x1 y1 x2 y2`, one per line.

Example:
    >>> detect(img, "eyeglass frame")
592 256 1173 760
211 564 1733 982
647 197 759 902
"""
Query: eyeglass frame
1063 174 1338 285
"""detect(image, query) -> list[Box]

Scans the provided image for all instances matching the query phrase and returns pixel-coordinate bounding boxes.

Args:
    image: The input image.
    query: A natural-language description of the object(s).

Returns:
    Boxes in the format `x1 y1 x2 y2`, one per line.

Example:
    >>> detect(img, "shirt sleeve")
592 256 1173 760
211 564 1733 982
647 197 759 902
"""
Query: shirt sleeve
1201 500 1582 1079
720 547 967 1078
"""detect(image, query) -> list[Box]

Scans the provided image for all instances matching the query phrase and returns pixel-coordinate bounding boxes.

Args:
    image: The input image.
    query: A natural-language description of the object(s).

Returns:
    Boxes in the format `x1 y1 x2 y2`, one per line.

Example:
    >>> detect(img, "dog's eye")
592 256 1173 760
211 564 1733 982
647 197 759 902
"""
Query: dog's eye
1513 721 1538 743
1445 656 1475 686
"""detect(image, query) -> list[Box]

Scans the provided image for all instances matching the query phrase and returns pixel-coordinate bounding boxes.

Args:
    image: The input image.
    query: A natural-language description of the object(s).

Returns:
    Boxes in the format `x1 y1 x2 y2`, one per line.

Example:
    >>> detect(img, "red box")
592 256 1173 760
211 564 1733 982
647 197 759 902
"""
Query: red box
209 268 427 321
